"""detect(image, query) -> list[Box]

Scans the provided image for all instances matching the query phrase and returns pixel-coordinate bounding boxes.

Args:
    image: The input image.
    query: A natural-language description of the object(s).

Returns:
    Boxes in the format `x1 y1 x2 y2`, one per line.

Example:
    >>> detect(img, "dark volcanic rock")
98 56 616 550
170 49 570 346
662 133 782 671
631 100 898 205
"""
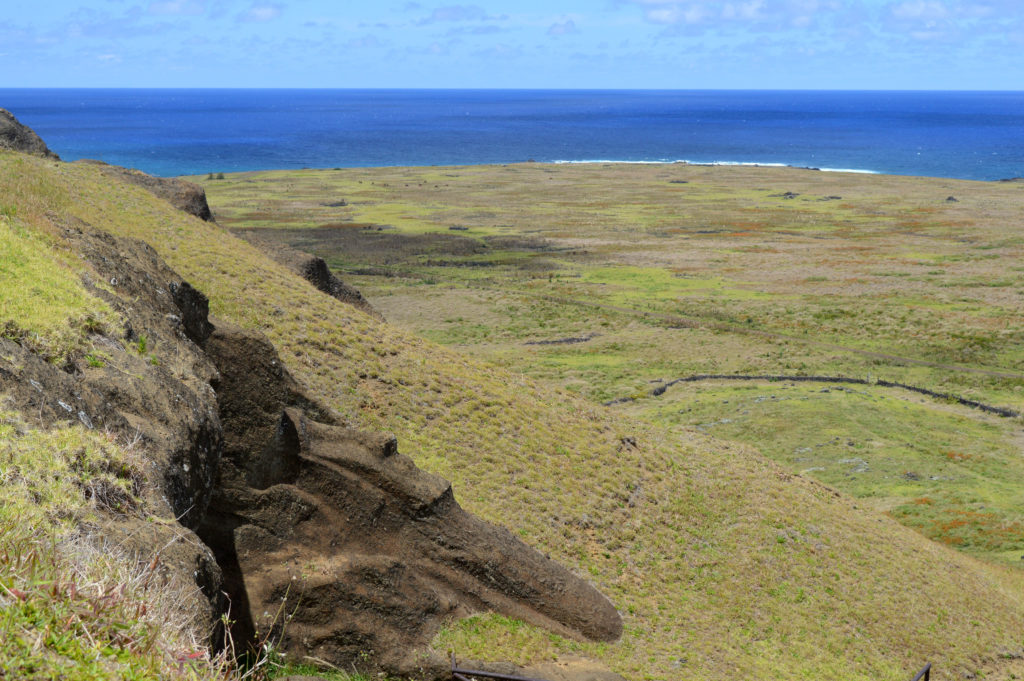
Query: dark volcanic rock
169 280 215 346
59 224 224 530
0 108 59 159
296 253 379 316
3 209 620 676
79 160 214 221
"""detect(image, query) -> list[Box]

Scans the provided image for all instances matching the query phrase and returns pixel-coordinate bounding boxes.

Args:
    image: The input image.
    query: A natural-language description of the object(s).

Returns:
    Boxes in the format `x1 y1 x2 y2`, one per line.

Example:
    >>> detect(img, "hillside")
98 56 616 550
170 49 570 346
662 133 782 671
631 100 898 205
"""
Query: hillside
4 148 1024 681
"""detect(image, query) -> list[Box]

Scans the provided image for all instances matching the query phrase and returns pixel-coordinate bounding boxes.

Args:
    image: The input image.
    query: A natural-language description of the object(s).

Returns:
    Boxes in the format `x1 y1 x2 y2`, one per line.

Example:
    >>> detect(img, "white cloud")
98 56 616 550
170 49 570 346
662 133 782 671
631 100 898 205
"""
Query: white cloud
148 0 205 15
909 29 947 40
889 0 949 20
722 1 767 22
62 6 183 40
346 35 385 49
238 3 282 23
471 42 522 58
417 4 490 24
446 24 506 35
406 41 451 55
625 0 845 30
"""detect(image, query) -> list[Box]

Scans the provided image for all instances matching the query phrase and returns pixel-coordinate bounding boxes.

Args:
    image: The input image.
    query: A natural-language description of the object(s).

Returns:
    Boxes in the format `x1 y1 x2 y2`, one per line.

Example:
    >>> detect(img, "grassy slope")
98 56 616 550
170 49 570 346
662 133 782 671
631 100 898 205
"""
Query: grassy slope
6 152 1024 680
0 154 362 681
0 412 209 681
192 164 1024 569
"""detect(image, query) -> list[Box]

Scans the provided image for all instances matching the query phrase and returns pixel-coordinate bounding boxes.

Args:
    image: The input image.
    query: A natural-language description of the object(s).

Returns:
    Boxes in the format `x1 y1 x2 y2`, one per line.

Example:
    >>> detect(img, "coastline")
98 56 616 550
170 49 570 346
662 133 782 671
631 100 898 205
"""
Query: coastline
179 160 1014 185
551 159 882 174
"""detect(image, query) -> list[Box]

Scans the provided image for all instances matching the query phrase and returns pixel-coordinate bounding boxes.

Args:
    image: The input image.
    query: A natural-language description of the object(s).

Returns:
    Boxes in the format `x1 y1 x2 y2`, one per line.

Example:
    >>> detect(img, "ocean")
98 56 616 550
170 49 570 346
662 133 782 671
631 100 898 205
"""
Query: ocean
1 89 1022 181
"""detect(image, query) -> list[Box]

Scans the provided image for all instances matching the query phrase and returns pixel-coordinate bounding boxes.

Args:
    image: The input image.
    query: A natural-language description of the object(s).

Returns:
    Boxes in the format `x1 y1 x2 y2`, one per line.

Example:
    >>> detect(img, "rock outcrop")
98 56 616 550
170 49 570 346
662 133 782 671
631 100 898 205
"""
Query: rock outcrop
0 108 60 159
238 235 383 319
291 250 382 319
77 160 214 221
2 221 620 677
0 111 211 221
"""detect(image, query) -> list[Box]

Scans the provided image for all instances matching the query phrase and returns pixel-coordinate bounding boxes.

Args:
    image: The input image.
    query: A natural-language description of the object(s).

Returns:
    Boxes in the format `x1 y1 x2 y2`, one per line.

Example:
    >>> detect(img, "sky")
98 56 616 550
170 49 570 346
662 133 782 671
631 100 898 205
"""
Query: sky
3 0 1023 89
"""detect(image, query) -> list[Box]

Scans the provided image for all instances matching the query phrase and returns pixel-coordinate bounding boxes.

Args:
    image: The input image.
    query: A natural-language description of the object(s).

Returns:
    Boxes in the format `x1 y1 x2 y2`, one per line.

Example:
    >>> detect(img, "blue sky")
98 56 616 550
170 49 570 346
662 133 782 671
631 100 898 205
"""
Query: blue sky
4 1 1022 89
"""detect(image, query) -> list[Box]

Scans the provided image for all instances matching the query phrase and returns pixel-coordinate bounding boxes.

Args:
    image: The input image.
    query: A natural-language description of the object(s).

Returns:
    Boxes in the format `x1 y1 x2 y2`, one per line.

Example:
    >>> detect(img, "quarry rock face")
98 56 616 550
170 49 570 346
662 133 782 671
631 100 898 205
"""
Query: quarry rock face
293 250 382 319
239 235 384 319
61 224 224 529
0 108 60 159
199 320 622 677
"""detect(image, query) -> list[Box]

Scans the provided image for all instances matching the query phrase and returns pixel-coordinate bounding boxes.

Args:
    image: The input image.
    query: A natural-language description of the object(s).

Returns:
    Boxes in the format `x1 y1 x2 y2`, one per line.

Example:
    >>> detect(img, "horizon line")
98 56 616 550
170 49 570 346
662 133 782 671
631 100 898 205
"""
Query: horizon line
3 86 1024 94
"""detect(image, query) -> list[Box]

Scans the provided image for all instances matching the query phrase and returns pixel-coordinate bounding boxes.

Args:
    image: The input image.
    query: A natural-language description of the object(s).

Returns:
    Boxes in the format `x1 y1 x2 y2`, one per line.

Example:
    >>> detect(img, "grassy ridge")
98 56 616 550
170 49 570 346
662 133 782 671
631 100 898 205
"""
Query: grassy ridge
0 153 366 681
6 152 1024 679
0 181 119 363
0 156 227 679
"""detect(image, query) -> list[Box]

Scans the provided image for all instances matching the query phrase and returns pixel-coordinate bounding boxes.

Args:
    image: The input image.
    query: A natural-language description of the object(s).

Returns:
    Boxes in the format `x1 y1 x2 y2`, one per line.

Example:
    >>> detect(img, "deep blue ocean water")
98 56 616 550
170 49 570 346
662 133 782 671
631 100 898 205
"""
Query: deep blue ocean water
1 89 1022 180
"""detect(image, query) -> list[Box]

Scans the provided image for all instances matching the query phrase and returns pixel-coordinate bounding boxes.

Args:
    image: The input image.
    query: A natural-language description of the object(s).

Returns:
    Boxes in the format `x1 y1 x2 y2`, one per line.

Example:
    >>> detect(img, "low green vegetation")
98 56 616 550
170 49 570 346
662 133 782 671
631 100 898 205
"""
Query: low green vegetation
266 660 370 681
635 380 1024 565
434 613 594 666
180 162 1024 679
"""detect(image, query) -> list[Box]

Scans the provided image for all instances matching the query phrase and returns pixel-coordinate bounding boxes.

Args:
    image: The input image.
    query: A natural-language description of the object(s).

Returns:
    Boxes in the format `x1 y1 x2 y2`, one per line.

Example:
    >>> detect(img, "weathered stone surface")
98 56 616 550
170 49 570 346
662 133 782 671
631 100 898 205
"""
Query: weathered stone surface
60 223 223 529
199 319 622 678
239 235 383 319
2 199 620 677
0 223 225 640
